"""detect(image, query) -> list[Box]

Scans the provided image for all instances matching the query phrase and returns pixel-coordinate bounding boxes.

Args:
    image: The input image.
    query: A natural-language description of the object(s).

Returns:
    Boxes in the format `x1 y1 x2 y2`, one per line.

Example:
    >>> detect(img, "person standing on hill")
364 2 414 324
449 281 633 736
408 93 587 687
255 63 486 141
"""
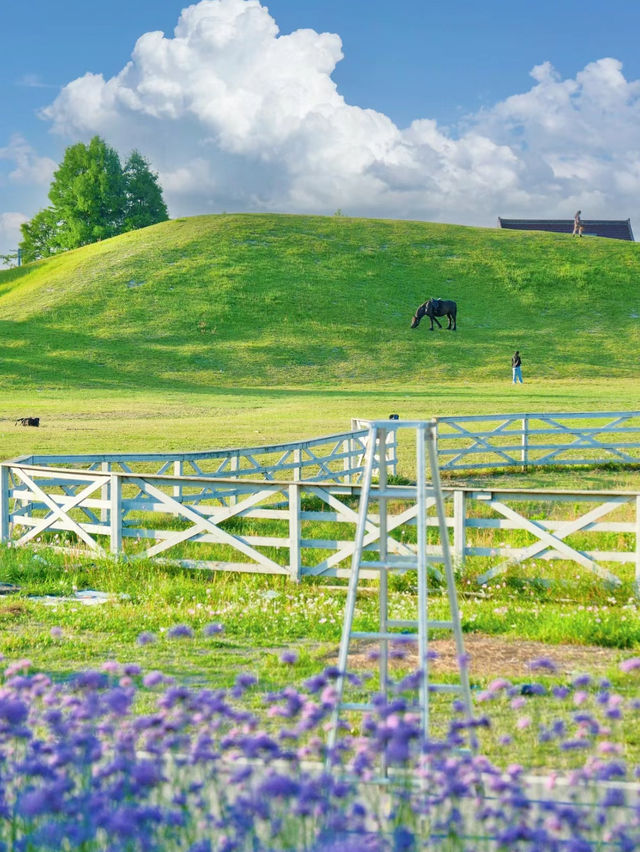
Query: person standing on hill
573 210 583 237
512 351 523 384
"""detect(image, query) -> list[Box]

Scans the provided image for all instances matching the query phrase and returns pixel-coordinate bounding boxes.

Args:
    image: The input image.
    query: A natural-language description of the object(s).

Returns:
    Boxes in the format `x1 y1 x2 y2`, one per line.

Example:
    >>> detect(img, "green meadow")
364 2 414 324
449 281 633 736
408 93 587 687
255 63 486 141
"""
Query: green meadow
1 213 640 766
1 212 639 459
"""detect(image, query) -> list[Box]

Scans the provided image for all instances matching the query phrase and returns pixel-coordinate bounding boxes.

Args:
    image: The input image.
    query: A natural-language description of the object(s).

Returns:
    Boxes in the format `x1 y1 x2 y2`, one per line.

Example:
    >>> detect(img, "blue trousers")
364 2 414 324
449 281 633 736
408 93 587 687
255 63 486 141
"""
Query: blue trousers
512 366 523 383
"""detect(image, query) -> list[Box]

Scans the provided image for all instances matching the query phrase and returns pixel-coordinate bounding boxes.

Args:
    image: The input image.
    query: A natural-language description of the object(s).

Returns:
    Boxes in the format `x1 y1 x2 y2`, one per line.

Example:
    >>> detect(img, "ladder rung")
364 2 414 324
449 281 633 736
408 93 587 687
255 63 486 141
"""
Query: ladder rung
351 631 419 641
339 702 375 712
428 683 464 693
362 559 417 570
371 488 425 499
364 619 454 631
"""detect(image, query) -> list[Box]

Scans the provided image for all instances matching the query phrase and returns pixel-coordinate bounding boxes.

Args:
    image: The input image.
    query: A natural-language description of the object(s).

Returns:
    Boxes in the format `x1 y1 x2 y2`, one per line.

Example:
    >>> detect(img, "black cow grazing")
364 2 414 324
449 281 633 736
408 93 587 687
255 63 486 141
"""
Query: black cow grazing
410 298 457 331
16 417 40 427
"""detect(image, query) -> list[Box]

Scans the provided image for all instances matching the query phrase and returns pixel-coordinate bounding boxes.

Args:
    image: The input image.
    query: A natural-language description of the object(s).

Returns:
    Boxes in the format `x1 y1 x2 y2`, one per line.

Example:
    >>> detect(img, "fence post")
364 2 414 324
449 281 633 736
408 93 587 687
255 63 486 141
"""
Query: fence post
289 482 301 582
636 496 640 598
173 460 183 502
0 466 10 544
293 448 302 482
521 415 529 471
230 454 240 505
110 474 122 556
388 429 398 478
453 489 465 570
101 461 110 522
343 438 351 485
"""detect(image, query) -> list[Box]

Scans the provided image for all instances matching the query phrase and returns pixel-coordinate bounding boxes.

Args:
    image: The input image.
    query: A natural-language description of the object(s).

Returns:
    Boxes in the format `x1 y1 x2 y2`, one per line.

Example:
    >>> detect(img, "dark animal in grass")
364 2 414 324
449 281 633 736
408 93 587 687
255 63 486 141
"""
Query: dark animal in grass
410 298 457 331
16 417 40 427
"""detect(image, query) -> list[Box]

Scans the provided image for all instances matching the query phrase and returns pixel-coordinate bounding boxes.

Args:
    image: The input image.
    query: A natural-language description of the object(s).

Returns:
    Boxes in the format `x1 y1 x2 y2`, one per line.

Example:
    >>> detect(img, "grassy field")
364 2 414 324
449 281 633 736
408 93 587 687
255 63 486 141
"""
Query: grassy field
1 213 640 395
1 212 639 459
1 214 640 774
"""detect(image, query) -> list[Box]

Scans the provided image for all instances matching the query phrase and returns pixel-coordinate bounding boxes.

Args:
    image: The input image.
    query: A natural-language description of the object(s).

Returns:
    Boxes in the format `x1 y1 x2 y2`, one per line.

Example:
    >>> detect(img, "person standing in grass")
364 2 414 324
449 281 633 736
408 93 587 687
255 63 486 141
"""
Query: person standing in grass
573 210 583 237
512 350 523 383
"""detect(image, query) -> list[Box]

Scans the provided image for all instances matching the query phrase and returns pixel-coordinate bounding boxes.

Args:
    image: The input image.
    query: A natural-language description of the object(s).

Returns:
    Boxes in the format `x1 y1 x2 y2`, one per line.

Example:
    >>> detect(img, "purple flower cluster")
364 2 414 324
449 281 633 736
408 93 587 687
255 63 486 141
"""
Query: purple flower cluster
0 651 637 851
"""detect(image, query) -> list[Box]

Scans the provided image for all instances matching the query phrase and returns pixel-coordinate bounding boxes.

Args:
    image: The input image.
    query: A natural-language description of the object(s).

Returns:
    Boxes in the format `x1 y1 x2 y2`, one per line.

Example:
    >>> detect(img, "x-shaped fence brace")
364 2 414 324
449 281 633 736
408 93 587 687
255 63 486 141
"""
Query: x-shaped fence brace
438 416 523 469
476 495 629 586
531 414 639 465
127 478 289 573
10 468 107 552
303 486 444 579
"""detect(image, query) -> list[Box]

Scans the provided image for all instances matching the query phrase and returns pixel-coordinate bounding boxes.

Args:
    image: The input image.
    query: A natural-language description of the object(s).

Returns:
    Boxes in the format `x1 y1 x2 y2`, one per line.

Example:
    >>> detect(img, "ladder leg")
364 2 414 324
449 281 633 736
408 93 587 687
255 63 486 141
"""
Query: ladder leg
327 426 378 755
378 428 389 777
426 422 477 750
416 424 430 741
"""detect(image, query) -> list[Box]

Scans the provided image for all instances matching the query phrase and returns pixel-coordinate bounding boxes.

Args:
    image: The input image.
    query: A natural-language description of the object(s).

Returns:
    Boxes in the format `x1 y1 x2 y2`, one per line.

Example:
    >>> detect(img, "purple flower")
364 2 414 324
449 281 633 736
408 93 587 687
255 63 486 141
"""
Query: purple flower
203 622 224 636
167 623 194 639
18 789 48 818
231 672 258 697
393 826 415 850
105 687 133 716
136 632 157 646
189 842 212 852
560 738 591 751
259 773 300 798
132 759 165 788
0 699 29 725
74 670 108 690
236 672 257 688
142 671 165 687
566 839 594 852
49 626 63 639
619 656 640 673
4 659 32 677
280 651 298 664
574 690 588 706
529 656 557 672
324 666 341 680
389 647 406 660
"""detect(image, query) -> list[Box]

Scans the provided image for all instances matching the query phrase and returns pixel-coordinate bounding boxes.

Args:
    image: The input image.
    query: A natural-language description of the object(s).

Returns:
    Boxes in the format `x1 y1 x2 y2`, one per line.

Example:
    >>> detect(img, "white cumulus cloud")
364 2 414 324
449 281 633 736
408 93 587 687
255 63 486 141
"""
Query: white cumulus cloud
32 0 640 227
0 135 57 186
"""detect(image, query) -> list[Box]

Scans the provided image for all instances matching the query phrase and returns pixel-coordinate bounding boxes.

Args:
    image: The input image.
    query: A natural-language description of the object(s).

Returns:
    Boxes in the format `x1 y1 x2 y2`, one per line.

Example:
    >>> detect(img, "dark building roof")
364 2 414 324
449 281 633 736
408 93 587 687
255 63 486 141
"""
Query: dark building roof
498 218 635 241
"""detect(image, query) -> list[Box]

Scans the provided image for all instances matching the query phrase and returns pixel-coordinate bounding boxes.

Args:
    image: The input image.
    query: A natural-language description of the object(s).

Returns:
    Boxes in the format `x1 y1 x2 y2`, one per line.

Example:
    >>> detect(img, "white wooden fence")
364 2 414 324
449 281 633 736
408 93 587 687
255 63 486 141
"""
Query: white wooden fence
16 427 397 493
1 463 638 591
434 411 640 471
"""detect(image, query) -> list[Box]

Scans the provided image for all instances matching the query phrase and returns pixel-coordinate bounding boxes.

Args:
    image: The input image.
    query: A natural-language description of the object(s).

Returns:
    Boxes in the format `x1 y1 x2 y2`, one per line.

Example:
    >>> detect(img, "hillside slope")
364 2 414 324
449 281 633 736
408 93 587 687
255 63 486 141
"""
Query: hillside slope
0 213 638 391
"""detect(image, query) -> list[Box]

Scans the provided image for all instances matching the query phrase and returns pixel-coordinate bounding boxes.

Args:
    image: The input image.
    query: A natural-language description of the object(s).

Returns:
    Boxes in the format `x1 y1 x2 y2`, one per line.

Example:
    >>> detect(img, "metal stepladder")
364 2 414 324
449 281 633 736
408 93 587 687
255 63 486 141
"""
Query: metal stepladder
327 419 475 763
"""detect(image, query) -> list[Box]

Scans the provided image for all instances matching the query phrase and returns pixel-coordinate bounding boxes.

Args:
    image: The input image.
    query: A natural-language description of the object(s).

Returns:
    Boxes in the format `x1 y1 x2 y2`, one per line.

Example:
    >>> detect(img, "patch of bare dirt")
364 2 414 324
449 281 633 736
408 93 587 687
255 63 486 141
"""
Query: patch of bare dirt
331 633 621 680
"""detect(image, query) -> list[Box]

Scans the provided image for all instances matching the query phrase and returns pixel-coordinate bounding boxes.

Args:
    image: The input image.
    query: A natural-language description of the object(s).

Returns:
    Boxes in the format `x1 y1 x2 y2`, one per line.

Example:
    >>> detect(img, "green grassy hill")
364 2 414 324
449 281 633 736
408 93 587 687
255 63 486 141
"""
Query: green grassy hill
1 213 639 392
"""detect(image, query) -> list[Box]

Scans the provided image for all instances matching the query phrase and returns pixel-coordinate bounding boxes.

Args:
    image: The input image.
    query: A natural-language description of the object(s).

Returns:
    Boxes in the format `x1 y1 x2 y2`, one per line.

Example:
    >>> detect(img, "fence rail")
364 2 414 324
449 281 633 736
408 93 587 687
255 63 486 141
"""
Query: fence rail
16 427 397 490
4 411 640 593
434 410 640 471
2 463 638 591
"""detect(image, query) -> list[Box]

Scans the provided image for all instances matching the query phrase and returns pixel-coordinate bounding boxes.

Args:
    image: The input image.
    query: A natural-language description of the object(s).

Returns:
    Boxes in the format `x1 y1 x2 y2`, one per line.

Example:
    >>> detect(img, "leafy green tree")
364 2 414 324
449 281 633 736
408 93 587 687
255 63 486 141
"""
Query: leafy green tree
19 208 61 263
122 150 168 232
19 137 169 263
0 252 19 268
48 136 125 249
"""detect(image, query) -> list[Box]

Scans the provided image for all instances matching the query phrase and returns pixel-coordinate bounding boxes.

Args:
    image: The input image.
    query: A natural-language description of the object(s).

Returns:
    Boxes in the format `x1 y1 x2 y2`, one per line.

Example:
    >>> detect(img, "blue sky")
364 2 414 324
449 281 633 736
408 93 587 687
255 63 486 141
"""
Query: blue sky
2 0 640 257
